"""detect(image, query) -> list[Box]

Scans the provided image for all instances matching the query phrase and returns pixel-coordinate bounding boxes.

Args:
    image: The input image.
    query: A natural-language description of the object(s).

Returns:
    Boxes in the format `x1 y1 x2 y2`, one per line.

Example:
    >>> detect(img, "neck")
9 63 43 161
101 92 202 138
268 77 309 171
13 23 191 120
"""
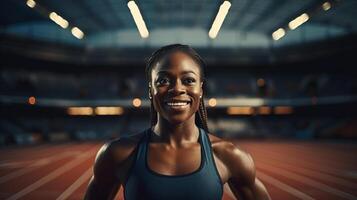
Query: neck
152 114 200 147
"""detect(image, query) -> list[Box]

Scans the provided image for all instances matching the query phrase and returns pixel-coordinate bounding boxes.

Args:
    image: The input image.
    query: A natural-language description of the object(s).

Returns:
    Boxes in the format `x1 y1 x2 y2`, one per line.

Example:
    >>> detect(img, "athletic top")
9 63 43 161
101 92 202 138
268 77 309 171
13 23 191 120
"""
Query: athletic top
123 128 223 200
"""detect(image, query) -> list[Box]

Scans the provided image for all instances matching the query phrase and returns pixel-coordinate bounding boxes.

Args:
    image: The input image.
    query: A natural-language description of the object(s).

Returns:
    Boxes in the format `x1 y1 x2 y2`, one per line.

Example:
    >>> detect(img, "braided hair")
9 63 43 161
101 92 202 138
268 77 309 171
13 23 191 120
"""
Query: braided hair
145 44 209 133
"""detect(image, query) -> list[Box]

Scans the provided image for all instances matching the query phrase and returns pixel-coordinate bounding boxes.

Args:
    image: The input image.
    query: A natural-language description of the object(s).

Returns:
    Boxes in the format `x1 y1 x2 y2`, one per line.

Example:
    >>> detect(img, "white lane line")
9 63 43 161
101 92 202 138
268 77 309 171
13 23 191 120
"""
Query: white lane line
0 144 52 157
0 143 73 162
0 161 32 168
258 162 357 200
56 167 92 200
250 147 357 179
0 151 81 184
0 150 82 168
5 147 98 200
253 154 357 190
290 144 357 161
257 171 315 200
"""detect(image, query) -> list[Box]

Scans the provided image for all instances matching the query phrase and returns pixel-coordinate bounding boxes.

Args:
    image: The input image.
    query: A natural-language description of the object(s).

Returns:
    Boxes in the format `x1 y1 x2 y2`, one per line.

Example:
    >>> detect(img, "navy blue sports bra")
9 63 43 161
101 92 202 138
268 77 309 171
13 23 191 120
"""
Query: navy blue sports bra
123 128 223 200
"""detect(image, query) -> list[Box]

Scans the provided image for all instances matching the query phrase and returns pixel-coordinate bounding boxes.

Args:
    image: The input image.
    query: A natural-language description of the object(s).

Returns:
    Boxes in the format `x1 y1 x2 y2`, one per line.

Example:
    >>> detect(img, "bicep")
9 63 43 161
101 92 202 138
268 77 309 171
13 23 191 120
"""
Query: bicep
84 143 121 200
225 148 270 200
85 175 120 200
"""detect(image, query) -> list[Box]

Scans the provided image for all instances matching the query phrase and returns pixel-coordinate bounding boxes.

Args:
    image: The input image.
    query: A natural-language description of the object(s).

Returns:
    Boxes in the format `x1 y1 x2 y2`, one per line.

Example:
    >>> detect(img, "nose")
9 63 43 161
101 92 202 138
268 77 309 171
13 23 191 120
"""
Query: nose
168 79 185 95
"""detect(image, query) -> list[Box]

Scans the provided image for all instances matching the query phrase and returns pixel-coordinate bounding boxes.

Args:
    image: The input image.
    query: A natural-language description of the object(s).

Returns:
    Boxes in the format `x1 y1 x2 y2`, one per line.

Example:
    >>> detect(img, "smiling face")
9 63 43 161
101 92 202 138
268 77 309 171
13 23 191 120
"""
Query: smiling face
150 51 203 125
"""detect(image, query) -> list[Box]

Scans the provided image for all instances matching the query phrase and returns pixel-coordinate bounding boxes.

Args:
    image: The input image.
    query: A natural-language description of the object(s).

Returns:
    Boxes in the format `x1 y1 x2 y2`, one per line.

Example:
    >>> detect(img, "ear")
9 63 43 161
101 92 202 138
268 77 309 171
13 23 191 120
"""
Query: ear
200 81 203 98
148 82 152 99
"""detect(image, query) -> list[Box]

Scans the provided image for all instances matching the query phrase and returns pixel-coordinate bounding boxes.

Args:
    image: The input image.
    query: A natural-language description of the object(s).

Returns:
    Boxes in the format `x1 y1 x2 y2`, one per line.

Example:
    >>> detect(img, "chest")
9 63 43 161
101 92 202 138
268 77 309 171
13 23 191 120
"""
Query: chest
147 144 202 176
124 142 223 200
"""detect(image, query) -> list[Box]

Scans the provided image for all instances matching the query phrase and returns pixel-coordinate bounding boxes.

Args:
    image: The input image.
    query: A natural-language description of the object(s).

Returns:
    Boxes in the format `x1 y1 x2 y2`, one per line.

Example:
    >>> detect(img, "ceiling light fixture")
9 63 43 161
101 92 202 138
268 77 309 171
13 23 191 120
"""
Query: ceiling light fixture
272 28 285 40
71 27 84 39
49 12 68 29
322 2 331 11
95 107 124 115
67 107 93 116
209 1 231 39
288 13 309 30
26 0 36 8
127 1 149 38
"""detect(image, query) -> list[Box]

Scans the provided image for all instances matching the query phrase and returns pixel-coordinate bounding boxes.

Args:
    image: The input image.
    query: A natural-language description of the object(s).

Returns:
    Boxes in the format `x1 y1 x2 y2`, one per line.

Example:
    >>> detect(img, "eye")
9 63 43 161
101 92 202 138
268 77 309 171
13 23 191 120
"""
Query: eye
183 77 196 84
156 77 170 85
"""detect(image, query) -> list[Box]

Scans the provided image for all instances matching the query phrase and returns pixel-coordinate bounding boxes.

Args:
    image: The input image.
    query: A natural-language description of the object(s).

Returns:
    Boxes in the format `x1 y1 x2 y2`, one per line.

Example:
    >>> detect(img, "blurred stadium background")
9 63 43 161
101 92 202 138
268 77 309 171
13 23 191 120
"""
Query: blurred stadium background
1 0 357 199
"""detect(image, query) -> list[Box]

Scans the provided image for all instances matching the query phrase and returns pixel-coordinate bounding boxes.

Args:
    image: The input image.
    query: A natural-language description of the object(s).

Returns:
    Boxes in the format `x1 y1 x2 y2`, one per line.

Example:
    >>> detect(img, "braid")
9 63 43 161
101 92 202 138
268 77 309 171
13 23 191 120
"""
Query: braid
150 101 157 127
196 98 209 133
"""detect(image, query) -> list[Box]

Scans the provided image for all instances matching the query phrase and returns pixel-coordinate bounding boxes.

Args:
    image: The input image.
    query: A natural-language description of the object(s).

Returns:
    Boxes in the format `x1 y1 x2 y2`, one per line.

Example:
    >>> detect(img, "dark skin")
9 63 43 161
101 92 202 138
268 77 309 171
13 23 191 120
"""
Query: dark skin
84 51 271 200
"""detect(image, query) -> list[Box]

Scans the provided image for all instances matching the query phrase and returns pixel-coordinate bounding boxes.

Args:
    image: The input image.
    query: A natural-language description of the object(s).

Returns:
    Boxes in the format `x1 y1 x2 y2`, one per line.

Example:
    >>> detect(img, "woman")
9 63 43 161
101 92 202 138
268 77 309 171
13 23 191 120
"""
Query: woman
84 44 271 200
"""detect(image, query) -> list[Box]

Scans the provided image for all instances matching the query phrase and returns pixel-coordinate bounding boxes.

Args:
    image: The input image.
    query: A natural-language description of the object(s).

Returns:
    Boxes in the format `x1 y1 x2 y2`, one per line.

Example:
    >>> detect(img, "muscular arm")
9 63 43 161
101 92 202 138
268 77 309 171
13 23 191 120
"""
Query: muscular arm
84 143 120 200
84 134 142 200
221 143 271 200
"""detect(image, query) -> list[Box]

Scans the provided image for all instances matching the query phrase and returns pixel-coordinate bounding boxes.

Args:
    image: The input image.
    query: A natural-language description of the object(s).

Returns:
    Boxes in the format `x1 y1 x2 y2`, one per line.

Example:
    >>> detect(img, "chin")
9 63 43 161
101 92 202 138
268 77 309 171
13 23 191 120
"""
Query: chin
163 114 194 125
166 117 189 125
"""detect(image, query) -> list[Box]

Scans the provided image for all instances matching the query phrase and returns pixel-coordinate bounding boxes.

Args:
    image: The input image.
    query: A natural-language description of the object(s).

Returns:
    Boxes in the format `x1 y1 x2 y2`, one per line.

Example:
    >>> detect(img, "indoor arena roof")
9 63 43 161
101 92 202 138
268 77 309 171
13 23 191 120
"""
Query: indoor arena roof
1 0 357 48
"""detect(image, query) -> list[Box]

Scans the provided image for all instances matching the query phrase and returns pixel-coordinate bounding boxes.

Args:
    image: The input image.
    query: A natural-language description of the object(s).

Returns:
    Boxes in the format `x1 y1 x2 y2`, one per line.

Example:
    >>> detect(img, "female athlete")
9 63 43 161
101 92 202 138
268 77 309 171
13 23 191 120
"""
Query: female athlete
85 44 271 200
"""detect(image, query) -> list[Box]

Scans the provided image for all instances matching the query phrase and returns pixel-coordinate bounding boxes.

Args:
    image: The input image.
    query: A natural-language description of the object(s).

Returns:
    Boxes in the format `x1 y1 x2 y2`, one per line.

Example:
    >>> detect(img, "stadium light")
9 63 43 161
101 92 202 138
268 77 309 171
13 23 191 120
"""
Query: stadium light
49 12 69 29
71 27 84 39
26 0 36 8
95 107 124 115
26 1 84 39
227 107 254 115
208 1 231 39
28 96 36 105
288 13 309 30
208 98 217 107
132 98 142 107
272 28 285 40
67 107 93 115
127 1 149 38
322 2 331 11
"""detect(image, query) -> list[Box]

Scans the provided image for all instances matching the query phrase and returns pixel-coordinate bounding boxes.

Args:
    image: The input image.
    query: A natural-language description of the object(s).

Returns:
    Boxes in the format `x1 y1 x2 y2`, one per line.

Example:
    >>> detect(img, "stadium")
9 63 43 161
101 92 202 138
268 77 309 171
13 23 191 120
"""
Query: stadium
1 0 357 199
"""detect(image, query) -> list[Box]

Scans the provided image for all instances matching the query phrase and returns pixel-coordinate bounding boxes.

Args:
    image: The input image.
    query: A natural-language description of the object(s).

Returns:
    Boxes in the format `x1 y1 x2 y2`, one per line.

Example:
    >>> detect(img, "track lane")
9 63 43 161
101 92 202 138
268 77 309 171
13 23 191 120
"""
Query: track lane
19 145 100 200
0 144 93 199
0 141 356 200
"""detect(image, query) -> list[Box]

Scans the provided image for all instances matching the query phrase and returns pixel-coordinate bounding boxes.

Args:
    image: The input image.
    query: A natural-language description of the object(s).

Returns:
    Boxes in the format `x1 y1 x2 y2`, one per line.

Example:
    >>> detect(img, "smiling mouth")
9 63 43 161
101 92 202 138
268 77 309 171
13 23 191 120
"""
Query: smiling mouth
166 102 189 106
164 100 191 108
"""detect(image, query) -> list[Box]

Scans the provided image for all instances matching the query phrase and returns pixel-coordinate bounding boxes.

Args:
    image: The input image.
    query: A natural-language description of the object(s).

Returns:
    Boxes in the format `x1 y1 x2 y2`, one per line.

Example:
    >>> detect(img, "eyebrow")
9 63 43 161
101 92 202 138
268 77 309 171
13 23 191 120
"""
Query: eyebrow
157 70 198 75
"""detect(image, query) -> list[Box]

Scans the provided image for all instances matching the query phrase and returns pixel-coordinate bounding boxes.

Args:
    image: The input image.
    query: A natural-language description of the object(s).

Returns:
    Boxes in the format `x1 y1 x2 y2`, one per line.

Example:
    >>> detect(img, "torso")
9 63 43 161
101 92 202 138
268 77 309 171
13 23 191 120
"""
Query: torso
121 128 224 200
111 129 231 185
147 141 202 176
91 128 263 200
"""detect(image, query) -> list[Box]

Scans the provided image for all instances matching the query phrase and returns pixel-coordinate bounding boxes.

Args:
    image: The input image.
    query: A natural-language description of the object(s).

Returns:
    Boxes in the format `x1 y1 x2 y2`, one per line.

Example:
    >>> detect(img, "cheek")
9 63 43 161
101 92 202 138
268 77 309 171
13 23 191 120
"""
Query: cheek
190 87 202 110
151 87 164 111
193 98 201 107
190 85 202 98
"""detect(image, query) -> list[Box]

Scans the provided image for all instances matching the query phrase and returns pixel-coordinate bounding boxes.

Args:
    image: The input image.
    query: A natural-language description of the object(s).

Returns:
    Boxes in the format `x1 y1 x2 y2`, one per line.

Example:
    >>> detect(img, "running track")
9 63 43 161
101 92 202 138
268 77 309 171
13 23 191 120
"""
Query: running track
0 141 356 200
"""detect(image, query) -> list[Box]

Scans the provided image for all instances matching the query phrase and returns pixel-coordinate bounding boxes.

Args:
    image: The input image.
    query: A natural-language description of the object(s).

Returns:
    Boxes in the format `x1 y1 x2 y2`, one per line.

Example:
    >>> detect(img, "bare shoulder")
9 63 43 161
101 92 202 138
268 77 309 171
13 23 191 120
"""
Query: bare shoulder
97 132 145 165
208 134 255 184
208 134 252 162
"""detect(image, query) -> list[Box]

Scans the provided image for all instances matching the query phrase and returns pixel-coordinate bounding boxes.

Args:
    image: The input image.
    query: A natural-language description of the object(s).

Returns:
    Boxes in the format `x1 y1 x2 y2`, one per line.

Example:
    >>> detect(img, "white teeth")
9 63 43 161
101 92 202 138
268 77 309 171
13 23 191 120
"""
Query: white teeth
166 102 189 106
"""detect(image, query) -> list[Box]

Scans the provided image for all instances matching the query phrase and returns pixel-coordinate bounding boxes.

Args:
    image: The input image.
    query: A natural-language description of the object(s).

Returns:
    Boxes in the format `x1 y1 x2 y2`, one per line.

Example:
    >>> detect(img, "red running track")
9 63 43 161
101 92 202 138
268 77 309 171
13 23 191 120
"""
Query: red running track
0 141 356 200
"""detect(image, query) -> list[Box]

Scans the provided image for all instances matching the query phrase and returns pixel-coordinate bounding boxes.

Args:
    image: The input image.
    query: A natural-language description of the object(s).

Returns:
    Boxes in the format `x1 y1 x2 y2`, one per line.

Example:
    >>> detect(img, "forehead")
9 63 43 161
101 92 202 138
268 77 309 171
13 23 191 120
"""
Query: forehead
151 51 201 77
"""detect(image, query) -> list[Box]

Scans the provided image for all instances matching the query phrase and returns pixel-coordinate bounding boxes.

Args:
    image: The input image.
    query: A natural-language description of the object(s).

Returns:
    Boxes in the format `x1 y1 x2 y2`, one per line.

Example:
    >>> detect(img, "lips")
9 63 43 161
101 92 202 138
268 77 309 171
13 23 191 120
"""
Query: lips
166 102 189 106
164 99 191 104
164 99 191 109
